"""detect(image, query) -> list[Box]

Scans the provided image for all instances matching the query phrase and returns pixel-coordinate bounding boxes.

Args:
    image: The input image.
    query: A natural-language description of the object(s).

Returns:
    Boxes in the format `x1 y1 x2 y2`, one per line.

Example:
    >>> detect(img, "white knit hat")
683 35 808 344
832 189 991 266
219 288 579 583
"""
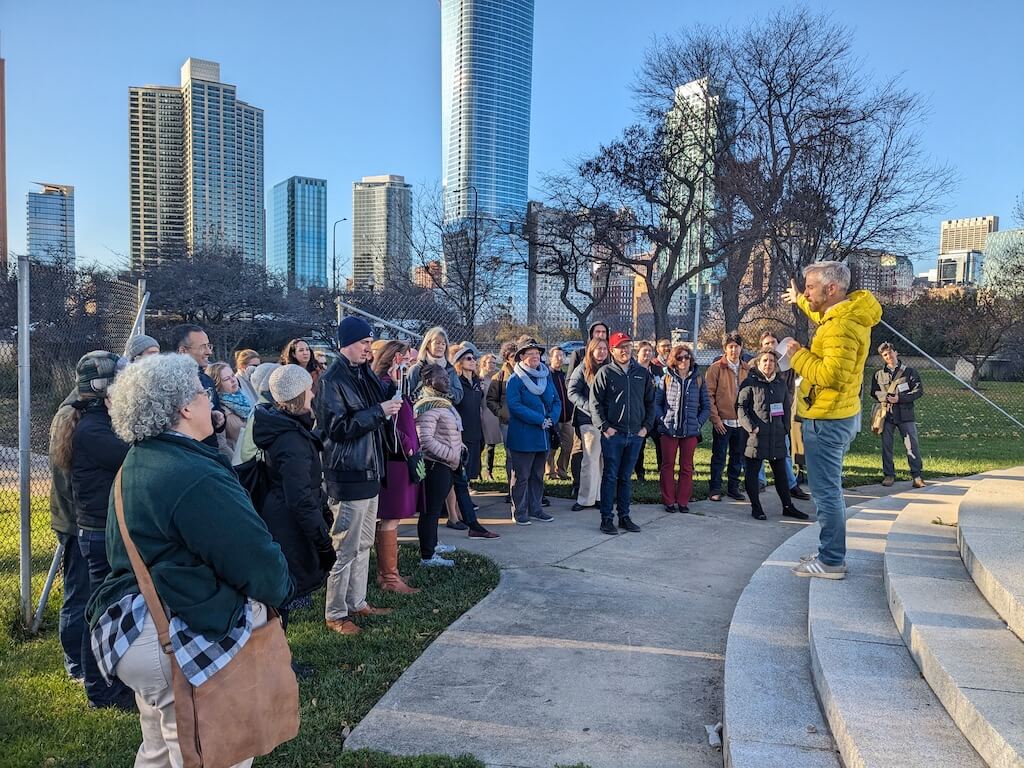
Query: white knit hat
269 364 313 404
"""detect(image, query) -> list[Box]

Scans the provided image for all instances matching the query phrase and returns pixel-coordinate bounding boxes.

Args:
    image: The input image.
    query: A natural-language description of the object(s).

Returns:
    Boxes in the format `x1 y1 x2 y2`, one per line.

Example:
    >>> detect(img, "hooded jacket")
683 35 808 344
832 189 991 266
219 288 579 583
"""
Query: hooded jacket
791 290 883 420
656 366 710 438
736 367 792 460
415 393 464 469
252 407 330 599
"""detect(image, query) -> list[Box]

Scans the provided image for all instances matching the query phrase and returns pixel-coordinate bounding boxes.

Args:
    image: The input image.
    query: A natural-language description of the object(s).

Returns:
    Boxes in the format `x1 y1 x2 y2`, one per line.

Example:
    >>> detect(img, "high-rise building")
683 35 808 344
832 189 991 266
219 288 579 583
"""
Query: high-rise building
982 229 1024 292
525 201 592 334
937 250 984 287
848 249 914 304
26 183 75 266
939 216 998 255
441 0 534 319
271 176 327 290
352 175 412 290
0 48 8 276
129 58 264 272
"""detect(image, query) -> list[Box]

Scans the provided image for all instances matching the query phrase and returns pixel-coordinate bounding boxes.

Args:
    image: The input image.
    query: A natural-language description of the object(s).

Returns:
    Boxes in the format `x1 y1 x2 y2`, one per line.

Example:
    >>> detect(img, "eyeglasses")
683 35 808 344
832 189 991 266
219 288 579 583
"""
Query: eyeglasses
188 343 214 352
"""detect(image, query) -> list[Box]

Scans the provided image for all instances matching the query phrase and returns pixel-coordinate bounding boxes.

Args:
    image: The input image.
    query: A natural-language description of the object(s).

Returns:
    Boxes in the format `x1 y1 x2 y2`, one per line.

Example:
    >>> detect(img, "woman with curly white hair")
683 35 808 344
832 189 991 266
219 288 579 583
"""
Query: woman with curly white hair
85 353 294 767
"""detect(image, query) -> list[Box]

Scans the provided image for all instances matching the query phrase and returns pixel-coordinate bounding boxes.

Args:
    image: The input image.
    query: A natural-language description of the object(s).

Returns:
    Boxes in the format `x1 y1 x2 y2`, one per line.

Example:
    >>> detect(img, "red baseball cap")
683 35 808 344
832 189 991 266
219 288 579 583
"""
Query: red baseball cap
609 332 632 348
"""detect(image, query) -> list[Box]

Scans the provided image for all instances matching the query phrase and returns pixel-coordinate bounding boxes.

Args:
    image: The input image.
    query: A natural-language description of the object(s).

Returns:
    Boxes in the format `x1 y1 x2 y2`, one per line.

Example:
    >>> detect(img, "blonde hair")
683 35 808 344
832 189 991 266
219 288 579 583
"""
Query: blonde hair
234 349 259 372
418 326 450 360
204 362 235 393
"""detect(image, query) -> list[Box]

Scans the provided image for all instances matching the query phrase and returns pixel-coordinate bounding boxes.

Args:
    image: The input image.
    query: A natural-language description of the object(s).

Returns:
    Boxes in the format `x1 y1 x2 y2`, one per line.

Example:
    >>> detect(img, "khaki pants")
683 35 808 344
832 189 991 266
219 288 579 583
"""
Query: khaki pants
577 424 603 506
325 496 379 621
115 601 268 768
546 422 575 476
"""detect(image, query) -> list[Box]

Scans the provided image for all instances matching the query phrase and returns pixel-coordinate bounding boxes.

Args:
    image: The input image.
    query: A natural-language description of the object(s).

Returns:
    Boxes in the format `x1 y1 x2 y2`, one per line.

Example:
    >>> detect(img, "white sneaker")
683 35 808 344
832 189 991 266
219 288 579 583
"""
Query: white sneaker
420 555 455 568
792 557 847 579
434 543 456 555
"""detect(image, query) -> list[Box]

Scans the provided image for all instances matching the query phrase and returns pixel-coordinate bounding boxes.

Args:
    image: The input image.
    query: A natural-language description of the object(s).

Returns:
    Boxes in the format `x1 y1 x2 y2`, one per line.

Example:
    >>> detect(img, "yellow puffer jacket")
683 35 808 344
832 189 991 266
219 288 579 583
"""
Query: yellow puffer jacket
791 290 882 420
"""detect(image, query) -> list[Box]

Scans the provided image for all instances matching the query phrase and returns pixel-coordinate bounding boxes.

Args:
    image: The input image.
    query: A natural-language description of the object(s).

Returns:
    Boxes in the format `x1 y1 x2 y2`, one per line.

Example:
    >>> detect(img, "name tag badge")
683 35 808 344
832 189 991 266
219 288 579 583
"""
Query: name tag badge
770 402 784 418
897 382 909 393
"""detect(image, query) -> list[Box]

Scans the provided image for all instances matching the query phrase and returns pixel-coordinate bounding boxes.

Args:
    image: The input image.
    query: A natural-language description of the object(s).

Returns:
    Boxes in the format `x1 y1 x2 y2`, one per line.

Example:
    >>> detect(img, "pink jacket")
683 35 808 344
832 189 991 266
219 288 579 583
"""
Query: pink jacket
415 404 464 469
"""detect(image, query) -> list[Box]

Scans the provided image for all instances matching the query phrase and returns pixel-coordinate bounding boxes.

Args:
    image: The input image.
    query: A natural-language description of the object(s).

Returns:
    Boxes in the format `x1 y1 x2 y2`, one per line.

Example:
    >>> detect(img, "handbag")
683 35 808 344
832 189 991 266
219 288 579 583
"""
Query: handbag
234 450 271 511
113 471 300 768
871 379 899 436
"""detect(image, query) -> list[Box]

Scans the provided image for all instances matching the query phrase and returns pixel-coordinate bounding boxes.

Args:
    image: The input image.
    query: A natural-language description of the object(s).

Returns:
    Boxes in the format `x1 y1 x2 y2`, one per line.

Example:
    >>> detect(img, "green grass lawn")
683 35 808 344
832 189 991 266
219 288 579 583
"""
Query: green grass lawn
0 500 497 768
475 370 1024 503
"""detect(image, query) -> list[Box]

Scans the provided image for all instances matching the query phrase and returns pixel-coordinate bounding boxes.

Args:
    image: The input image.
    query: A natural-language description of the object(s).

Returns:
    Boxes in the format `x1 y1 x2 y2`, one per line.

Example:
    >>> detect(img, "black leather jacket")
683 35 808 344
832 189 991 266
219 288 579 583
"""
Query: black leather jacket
314 359 393 501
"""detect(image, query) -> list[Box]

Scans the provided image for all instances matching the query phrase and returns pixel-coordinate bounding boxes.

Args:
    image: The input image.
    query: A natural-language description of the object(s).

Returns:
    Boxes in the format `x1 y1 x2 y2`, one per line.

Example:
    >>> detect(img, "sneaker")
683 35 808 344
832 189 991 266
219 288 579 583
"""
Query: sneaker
783 506 809 520
726 489 746 501
881 476 894 487
664 504 678 513
599 519 618 535
792 557 847 579
790 485 811 500
468 529 500 539
514 515 532 526
912 477 925 488
571 503 587 511
799 552 819 563
420 554 455 568
434 543 456 554
751 509 767 521
530 510 554 522
541 496 551 507
618 516 641 532
446 520 468 531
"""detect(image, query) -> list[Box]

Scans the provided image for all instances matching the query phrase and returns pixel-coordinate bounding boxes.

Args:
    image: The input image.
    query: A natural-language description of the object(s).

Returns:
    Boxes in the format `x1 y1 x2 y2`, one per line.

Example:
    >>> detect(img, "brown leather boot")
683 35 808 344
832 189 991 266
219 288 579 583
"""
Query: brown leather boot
375 527 420 594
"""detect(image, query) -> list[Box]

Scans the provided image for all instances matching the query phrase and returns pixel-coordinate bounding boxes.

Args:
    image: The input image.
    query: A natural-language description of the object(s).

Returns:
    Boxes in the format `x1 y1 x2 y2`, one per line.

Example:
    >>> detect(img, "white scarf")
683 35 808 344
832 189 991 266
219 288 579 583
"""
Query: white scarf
514 361 549 396
422 350 449 368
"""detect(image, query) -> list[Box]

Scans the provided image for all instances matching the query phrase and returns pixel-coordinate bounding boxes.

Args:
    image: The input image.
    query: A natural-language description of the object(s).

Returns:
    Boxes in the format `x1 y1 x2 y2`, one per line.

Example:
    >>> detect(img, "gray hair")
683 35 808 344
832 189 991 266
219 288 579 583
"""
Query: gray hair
803 260 851 292
108 353 201 443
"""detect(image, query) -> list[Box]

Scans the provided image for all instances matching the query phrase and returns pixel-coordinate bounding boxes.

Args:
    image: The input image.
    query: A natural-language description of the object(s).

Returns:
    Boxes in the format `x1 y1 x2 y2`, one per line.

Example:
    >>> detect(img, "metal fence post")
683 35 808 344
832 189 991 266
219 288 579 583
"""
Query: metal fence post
17 253 32 627
136 278 147 335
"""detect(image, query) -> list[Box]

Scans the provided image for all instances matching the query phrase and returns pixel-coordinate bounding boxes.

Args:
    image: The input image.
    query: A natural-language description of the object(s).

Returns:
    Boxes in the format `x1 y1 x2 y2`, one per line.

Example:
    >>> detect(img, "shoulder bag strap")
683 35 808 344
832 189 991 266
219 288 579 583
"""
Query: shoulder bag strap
113 470 174 653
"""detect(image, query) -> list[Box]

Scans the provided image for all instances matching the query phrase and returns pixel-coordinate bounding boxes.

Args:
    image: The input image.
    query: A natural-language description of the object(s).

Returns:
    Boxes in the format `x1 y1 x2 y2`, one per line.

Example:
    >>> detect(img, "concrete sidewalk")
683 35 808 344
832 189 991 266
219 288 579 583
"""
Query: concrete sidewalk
345 481 899 768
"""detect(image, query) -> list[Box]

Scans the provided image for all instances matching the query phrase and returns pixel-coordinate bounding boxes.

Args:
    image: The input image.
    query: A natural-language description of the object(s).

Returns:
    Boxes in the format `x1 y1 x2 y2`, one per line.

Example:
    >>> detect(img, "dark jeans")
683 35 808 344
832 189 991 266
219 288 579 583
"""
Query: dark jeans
79 528 132 706
710 425 747 494
453 462 485 532
746 457 793 515
599 432 644 521
881 419 923 477
570 427 584 493
57 531 89 680
420 461 453 559
485 444 496 475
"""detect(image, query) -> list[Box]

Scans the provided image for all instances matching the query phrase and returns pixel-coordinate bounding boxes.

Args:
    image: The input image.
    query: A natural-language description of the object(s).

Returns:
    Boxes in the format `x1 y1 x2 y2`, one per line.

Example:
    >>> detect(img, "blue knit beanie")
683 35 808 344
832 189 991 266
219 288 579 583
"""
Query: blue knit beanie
337 316 374 348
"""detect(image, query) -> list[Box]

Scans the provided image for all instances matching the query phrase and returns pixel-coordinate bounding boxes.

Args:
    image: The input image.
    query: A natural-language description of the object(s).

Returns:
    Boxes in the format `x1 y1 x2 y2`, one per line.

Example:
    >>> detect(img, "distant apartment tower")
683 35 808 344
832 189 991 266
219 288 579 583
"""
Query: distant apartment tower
352 175 412 290
129 58 264 272
525 201 592 333
271 176 327 289
937 250 984 287
413 260 444 289
27 183 75 266
939 216 998 255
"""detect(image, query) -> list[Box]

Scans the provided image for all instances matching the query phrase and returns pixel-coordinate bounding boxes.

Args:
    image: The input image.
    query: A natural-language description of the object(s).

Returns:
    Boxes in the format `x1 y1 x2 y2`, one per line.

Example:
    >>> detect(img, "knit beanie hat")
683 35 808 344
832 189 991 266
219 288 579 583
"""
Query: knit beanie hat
125 334 159 361
337 316 374 348
269 364 313 404
250 362 279 397
76 351 121 396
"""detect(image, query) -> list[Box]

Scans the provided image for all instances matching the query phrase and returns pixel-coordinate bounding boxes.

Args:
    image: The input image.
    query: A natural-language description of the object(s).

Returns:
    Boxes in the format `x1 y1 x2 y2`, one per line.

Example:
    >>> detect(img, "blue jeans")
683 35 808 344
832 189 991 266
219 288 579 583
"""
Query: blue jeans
758 435 798 489
57 531 90 680
78 528 132 706
803 416 860 567
599 432 645 521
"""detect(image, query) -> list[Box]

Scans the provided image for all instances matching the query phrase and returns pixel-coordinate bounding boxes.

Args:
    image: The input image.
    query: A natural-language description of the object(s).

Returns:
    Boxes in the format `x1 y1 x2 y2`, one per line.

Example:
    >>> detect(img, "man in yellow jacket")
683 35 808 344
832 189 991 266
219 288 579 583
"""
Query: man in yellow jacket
782 262 882 580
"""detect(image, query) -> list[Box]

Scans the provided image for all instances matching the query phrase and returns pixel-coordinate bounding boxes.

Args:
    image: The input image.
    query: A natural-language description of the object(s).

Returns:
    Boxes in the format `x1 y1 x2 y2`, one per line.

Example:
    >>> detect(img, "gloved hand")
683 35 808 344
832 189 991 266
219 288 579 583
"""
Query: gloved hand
317 544 337 572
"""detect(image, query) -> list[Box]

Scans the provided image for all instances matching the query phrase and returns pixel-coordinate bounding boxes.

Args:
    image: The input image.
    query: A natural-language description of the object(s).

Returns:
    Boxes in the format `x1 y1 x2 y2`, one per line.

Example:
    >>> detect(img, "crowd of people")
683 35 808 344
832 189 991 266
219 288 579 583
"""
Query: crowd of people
46 260 919 764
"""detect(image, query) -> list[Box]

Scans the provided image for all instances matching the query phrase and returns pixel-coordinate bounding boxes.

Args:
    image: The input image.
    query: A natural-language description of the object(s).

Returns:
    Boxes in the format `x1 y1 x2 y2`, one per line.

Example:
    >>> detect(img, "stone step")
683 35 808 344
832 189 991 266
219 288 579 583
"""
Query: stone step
724 492 934 768
886 497 1024 768
807 478 987 767
957 470 1024 642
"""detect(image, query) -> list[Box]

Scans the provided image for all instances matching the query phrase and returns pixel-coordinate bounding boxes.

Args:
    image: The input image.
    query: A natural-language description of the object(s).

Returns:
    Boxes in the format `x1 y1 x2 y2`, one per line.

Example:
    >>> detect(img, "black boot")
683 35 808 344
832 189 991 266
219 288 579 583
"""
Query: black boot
600 518 618 535
618 516 641 532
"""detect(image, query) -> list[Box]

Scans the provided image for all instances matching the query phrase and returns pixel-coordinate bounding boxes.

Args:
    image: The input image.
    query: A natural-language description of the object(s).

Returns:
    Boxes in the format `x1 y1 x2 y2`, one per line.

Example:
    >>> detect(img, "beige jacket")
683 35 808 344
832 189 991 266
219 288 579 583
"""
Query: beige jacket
415 403 464 469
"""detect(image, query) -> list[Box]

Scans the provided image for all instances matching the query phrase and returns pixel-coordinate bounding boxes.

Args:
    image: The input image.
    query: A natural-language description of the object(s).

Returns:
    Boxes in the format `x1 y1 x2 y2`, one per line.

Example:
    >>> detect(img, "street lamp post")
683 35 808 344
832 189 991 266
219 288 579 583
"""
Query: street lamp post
332 217 347 293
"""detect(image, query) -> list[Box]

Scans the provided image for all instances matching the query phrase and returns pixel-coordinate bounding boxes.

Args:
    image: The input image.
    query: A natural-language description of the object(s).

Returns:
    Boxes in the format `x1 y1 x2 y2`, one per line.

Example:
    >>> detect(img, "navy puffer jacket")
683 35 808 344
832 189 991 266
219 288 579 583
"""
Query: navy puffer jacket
656 367 710 438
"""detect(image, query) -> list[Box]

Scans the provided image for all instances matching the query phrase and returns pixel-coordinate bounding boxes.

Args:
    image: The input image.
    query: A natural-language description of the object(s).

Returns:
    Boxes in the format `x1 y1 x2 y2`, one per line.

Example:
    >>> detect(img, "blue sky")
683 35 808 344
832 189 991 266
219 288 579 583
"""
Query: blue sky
3 0 1022 274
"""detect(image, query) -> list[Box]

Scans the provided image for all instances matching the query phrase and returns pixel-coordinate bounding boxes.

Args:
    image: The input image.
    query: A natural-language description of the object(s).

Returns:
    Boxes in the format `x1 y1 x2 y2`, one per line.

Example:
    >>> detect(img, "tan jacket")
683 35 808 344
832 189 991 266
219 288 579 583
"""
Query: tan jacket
415 404 464 469
706 357 750 428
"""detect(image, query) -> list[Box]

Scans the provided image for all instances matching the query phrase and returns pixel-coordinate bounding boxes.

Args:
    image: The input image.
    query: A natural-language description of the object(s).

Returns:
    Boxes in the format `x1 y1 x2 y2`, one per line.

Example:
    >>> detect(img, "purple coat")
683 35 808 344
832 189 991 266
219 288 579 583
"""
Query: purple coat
378 388 422 521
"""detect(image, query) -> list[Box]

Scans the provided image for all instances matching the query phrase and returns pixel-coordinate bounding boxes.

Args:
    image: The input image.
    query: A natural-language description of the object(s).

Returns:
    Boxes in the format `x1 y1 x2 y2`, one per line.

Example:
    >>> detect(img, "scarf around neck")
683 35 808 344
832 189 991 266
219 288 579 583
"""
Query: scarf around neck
422 350 449 368
220 390 253 419
514 361 549 396
414 385 452 416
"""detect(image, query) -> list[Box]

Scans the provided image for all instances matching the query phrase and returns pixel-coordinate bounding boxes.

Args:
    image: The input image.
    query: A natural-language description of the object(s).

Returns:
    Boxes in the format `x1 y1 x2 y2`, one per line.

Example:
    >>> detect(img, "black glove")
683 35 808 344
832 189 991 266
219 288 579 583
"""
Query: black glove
317 543 337 572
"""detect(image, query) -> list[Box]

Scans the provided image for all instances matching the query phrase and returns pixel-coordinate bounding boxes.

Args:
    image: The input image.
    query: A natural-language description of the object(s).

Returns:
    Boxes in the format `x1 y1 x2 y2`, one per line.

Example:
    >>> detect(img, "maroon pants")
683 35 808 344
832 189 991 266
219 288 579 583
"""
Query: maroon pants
659 435 699 506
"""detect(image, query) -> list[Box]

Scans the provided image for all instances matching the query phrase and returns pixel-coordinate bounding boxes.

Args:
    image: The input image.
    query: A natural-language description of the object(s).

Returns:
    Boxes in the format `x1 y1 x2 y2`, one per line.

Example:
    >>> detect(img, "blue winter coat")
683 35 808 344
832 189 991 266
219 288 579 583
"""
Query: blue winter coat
656 367 710 438
505 367 561 453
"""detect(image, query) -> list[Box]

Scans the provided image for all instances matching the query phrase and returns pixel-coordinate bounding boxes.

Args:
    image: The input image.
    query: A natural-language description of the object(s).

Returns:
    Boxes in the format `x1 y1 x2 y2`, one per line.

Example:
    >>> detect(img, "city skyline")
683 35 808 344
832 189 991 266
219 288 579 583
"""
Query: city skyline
3 1 1023 275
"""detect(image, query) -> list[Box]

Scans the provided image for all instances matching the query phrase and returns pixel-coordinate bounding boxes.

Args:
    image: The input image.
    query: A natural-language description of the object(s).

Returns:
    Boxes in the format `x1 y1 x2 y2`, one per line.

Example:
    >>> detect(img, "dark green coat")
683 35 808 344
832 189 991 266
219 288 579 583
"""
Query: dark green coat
86 432 293 641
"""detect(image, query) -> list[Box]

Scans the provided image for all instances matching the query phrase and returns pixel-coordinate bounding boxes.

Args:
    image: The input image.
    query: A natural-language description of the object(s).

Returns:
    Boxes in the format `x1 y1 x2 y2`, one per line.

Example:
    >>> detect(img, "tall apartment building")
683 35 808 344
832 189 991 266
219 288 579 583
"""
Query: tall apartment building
980 229 1024 292
271 176 327 289
939 216 998 255
441 0 534 319
27 183 75 266
129 58 264 273
351 175 412 290
525 202 593 334
848 250 914 303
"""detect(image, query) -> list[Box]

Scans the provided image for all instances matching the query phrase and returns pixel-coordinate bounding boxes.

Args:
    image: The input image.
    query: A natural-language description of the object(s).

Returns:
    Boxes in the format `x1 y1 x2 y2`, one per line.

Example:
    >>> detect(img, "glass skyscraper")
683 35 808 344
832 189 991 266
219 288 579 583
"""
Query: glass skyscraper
441 0 534 320
27 183 75 266
271 176 327 290
129 59 264 273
